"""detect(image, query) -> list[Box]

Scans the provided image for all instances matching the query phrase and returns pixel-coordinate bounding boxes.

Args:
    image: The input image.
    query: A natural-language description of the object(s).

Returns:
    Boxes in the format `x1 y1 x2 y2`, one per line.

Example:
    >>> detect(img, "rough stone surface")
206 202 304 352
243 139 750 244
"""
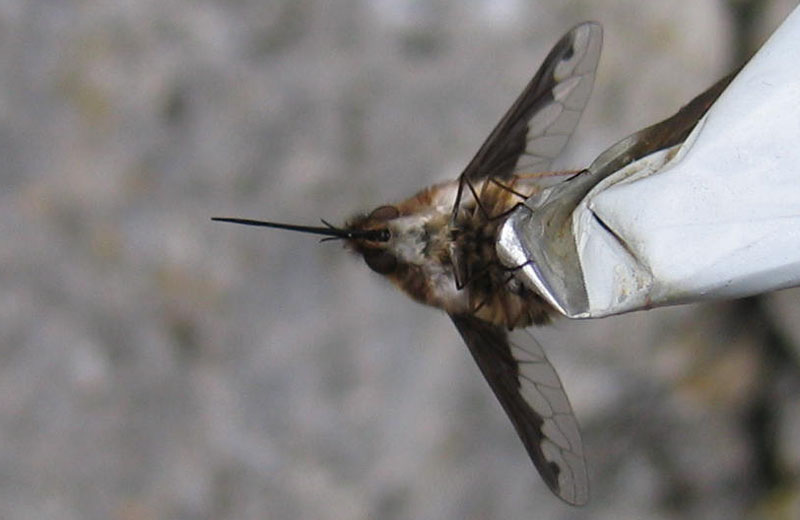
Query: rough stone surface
0 1 798 519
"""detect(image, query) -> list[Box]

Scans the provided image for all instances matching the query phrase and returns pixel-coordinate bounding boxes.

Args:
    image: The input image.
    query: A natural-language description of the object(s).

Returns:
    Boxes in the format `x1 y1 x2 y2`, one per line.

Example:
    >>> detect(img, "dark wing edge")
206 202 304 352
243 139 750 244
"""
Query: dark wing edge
586 68 740 178
461 22 602 183
450 314 589 506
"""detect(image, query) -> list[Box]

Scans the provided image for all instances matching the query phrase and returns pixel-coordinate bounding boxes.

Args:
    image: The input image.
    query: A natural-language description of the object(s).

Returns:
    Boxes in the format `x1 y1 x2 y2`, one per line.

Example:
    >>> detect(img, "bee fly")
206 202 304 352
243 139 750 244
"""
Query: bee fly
214 23 601 505
215 12 741 503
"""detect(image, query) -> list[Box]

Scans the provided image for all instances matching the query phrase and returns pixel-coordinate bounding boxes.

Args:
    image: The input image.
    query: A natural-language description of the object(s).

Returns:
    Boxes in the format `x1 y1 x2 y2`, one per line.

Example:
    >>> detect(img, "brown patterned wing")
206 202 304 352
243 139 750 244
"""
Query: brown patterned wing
460 22 602 184
450 314 588 505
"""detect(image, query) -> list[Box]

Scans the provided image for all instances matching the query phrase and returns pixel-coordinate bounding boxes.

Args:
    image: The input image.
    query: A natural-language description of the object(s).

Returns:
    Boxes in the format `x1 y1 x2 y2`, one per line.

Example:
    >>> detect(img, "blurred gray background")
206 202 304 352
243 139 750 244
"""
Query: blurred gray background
2 0 800 519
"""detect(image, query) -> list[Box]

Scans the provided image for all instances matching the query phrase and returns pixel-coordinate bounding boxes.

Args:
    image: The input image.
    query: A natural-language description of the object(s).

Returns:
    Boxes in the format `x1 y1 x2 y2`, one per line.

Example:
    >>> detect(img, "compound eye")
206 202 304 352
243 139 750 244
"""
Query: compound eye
363 250 398 275
368 205 400 222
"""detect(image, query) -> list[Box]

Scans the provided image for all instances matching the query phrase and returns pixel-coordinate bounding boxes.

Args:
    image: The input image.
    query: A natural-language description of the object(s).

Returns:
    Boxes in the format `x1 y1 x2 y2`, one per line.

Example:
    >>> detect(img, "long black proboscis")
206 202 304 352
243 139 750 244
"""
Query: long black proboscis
211 217 389 242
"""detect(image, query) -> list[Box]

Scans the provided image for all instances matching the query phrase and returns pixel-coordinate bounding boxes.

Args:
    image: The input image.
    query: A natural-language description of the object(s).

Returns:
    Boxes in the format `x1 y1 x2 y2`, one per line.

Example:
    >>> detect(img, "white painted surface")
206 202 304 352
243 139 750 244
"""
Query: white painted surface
577 5 800 317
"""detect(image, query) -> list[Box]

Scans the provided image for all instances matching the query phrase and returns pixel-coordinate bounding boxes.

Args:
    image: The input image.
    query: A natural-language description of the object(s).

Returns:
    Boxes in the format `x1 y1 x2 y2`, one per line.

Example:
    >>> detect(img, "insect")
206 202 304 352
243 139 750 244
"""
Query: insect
214 22 734 505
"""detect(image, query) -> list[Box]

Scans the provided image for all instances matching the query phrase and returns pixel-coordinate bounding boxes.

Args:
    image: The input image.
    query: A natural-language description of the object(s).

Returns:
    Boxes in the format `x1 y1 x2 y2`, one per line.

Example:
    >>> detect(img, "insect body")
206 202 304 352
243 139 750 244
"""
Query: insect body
216 12 743 503
346 175 562 327
215 22 602 505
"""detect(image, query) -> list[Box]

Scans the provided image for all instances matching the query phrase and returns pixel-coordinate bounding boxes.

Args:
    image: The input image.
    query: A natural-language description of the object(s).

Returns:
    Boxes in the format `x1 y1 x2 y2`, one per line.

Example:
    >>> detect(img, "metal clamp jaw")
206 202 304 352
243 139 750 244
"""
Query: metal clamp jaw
498 5 800 319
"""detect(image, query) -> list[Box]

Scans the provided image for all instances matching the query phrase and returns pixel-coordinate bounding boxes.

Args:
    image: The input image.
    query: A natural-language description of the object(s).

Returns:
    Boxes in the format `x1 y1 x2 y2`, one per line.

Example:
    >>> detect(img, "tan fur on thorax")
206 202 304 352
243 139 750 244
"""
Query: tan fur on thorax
345 173 579 330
